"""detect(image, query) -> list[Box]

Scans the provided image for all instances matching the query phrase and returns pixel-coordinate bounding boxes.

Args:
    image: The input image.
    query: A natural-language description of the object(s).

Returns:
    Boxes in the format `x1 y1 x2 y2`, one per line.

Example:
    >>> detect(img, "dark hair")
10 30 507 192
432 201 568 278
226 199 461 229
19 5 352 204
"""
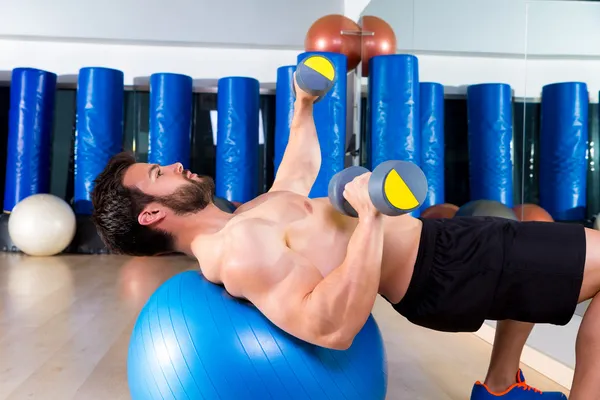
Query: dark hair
91 152 174 256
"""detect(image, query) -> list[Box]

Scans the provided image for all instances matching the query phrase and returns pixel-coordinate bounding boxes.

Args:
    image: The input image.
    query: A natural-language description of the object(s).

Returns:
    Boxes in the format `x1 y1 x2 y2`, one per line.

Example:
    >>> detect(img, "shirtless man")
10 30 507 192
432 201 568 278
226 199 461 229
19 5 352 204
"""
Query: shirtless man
90 78 600 400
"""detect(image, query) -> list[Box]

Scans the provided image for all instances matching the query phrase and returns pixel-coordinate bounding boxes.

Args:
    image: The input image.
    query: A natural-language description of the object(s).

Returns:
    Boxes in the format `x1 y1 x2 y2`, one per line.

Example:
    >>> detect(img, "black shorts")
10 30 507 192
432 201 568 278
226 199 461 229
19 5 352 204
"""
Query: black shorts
391 216 586 333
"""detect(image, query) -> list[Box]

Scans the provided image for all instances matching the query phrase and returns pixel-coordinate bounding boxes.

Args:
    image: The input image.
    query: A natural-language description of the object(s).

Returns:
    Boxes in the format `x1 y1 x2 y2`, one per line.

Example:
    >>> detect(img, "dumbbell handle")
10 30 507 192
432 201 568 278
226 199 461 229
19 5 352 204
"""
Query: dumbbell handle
328 161 428 217
328 166 369 218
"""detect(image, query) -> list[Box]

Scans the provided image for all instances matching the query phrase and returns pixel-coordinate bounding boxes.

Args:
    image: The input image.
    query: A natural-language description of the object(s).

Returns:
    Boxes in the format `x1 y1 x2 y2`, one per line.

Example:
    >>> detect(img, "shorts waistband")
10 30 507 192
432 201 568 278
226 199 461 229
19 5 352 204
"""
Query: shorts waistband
393 218 439 311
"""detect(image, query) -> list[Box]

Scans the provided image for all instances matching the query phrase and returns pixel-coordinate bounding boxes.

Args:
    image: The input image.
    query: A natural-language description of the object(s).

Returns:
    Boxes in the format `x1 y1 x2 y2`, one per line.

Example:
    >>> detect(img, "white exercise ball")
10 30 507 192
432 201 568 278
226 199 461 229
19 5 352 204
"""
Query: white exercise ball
8 194 76 256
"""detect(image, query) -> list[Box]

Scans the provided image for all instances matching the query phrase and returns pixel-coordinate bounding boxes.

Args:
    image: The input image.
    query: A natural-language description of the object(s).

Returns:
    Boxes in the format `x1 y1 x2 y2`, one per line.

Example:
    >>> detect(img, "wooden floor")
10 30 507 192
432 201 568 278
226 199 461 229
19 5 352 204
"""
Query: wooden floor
0 253 569 400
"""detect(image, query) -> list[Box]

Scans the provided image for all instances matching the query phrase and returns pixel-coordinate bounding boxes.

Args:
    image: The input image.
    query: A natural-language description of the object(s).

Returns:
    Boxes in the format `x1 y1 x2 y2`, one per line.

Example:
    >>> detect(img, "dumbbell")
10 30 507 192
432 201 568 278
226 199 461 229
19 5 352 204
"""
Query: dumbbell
293 54 336 102
328 160 428 217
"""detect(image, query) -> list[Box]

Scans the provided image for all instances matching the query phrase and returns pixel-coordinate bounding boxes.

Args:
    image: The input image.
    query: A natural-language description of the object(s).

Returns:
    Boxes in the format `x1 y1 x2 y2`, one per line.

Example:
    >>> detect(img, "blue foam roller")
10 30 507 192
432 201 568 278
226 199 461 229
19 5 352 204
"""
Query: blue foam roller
74 67 124 215
368 54 420 216
420 82 445 209
274 65 296 176
540 82 588 220
216 77 260 203
148 73 193 168
368 55 420 169
4 68 57 212
466 83 513 207
297 51 347 198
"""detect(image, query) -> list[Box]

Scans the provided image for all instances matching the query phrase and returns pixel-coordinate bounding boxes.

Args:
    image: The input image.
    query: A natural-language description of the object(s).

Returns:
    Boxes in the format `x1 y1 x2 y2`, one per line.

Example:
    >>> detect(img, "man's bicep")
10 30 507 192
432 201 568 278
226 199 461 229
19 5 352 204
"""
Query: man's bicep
269 162 315 196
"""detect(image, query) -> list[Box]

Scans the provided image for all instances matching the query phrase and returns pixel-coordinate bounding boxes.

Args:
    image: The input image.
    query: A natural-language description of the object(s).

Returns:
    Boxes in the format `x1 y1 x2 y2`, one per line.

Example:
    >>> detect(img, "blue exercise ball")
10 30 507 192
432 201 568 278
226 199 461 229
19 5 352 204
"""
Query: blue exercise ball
128 270 388 400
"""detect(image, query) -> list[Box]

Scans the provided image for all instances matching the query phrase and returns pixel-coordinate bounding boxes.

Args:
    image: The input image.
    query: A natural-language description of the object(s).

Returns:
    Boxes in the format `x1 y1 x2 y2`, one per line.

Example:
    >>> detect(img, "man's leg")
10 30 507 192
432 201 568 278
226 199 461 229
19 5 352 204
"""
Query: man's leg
465 219 600 399
483 320 534 392
476 226 600 399
570 296 600 399
569 228 600 399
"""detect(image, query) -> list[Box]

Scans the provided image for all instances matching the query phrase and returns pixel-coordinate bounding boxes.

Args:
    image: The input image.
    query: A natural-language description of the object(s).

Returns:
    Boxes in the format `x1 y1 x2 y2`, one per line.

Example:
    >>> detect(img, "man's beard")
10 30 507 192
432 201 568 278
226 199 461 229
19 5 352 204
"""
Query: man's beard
157 173 216 215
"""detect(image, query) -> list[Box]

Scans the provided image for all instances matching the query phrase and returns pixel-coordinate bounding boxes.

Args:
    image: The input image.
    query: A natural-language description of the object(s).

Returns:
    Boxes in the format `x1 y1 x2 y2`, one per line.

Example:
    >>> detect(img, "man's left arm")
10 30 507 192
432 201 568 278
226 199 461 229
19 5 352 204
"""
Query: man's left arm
269 95 321 196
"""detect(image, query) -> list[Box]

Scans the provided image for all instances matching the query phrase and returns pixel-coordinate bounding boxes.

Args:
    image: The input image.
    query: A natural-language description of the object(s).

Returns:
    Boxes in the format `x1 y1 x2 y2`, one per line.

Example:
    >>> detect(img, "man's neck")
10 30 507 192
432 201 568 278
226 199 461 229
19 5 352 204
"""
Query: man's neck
169 203 234 255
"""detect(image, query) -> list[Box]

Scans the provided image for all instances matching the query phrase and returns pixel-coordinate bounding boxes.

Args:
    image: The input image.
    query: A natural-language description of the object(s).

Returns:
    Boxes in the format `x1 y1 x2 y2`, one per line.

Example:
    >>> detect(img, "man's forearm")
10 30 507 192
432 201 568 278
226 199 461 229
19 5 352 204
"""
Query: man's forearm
305 216 385 347
282 101 321 178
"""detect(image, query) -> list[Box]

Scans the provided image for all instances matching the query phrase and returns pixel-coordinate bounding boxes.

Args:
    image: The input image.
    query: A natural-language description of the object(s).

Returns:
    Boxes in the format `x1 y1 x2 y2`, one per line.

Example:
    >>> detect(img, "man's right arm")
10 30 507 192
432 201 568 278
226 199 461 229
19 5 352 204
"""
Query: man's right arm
304 215 385 347
224 213 385 350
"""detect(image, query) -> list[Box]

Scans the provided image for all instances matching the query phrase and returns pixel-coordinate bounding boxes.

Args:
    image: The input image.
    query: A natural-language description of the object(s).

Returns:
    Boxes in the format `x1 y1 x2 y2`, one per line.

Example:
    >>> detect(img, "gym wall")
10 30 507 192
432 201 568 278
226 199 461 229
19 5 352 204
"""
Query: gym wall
362 0 600 99
0 0 344 49
1 0 599 96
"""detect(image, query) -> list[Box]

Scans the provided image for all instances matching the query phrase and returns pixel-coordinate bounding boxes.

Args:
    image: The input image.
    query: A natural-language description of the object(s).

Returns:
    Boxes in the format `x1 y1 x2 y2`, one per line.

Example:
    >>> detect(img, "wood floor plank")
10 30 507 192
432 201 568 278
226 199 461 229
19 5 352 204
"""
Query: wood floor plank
72 320 137 400
4 257 192 400
4 296 135 400
1 255 105 321
0 256 120 345
0 261 131 397
0 255 570 400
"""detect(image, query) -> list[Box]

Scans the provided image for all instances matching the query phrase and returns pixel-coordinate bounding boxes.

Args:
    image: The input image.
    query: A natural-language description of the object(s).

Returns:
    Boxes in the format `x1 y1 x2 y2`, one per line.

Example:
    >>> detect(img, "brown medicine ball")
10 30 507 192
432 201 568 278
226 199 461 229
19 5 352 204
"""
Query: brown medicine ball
304 14 362 71
359 15 397 77
421 203 460 219
513 203 554 222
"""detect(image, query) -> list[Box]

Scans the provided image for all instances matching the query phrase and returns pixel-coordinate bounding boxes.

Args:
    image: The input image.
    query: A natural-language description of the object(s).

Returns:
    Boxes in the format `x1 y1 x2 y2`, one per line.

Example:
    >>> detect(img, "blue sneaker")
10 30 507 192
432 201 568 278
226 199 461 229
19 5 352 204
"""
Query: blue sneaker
470 369 567 399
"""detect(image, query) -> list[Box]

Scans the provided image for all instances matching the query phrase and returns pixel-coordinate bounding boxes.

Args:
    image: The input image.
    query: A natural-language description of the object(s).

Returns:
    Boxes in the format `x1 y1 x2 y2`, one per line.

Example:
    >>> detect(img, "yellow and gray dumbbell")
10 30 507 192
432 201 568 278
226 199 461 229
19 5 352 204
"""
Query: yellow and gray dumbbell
328 160 428 217
294 54 336 102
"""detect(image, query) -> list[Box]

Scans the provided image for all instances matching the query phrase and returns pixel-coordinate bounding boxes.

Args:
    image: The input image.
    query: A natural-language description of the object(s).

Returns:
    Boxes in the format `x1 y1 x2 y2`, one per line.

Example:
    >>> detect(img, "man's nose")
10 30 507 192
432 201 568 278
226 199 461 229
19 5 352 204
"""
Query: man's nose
169 163 184 174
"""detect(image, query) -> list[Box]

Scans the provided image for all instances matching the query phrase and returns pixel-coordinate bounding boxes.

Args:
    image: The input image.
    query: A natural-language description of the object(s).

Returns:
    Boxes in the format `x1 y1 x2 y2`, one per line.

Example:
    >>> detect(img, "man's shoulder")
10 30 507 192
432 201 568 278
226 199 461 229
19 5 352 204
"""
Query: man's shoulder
191 217 278 288
215 217 287 297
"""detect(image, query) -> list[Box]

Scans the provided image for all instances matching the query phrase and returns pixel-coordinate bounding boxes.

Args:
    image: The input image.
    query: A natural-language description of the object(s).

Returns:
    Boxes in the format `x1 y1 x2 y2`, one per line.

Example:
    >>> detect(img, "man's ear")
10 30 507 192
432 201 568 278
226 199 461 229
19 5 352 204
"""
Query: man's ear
138 206 167 226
